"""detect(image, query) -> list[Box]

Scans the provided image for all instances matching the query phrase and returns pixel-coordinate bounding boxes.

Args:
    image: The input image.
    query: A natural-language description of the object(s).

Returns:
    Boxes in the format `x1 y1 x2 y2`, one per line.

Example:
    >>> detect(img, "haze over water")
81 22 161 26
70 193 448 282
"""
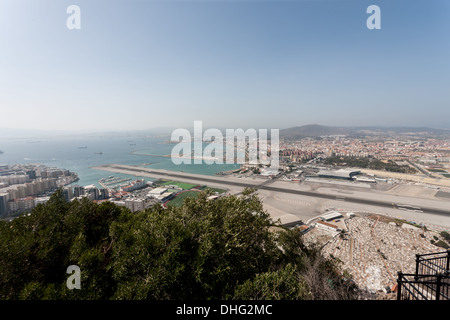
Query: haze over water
0 134 239 188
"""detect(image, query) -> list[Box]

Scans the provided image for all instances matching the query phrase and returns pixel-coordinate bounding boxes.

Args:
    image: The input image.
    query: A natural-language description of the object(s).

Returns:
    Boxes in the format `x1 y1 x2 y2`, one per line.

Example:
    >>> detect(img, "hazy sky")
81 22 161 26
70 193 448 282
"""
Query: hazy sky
0 0 449 132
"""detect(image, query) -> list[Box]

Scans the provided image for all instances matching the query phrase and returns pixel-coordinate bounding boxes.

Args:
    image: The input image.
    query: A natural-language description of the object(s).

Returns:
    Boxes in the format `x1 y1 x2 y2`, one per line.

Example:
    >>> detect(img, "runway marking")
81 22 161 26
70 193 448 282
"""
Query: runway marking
273 195 312 207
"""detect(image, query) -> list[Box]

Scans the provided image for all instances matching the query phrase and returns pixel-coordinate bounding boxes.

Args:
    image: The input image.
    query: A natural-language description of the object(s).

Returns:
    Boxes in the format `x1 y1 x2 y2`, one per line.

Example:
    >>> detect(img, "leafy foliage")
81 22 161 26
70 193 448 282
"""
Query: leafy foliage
0 188 357 300
440 231 450 242
323 156 417 174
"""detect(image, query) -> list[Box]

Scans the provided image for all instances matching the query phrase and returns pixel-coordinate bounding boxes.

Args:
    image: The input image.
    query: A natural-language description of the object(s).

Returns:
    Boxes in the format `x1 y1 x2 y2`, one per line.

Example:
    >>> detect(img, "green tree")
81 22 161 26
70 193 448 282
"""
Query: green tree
440 231 450 242
109 191 280 299
0 188 357 300
233 264 312 300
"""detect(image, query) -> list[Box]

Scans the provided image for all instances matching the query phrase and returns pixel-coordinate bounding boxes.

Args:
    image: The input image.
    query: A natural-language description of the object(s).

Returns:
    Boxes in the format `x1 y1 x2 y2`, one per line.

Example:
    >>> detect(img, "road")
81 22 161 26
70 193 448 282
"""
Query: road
406 160 432 177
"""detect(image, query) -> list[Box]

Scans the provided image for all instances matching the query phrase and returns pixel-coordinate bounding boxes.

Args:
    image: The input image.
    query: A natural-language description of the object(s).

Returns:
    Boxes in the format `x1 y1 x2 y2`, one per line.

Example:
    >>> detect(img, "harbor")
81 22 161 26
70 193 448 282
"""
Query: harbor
98 175 133 192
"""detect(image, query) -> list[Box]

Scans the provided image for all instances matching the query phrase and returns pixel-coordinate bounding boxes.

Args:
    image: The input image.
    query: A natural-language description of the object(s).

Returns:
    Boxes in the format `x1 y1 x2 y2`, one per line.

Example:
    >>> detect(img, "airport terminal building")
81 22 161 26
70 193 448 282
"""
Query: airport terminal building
317 168 361 180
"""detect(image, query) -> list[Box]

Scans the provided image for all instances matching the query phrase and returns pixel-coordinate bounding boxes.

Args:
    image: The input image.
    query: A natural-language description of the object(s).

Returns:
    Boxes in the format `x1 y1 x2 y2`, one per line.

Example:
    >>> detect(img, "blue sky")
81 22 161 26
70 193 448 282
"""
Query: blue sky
0 0 449 132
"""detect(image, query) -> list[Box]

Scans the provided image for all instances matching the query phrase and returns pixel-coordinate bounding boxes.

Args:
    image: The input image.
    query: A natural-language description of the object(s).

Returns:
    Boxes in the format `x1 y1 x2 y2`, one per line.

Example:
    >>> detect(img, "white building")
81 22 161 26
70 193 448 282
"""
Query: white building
318 168 360 180
151 192 173 202
35 197 50 206
121 179 146 192
121 198 156 212
316 220 341 233
355 177 376 183
260 169 279 177
148 187 168 196
320 211 343 221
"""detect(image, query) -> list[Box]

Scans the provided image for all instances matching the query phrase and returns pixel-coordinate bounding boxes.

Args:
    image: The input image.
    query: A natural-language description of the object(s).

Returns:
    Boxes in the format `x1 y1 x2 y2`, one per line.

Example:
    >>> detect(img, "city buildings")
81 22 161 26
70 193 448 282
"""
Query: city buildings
121 179 146 192
0 164 78 217
0 193 9 217
279 135 450 166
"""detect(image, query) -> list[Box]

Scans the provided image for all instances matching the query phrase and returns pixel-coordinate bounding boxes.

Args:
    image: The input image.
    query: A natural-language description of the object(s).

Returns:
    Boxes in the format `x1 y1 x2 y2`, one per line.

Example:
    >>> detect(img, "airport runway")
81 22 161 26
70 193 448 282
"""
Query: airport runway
93 164 450 219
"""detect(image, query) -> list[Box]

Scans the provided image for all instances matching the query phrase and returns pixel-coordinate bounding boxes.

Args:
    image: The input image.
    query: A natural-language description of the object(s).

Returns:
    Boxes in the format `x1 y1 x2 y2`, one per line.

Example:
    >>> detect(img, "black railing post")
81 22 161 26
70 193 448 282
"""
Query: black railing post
397 272 403 301
436 274 442 301
415 254 420 280
446 249 450 273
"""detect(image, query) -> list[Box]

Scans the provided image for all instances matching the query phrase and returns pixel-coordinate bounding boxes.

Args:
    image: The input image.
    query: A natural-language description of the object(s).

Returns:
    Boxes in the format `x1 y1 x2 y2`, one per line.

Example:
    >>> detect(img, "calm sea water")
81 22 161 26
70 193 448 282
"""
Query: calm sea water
0 134 239 188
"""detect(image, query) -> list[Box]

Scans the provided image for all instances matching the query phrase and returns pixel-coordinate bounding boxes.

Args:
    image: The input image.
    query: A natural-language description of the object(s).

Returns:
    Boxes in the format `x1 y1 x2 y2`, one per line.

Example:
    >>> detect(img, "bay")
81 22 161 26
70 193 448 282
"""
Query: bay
0 134 239 188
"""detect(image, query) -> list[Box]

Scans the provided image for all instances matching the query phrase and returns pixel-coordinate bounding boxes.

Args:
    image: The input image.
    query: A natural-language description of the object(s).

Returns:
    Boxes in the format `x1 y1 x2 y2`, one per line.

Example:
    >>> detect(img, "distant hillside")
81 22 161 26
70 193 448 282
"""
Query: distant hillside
280 124 450 139
349 126 450 135
280 125 353 139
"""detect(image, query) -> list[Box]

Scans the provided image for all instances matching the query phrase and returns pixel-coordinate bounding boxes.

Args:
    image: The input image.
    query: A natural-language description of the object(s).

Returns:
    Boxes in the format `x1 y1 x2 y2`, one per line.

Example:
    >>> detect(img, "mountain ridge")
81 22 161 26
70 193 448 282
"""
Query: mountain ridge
280 124 450 139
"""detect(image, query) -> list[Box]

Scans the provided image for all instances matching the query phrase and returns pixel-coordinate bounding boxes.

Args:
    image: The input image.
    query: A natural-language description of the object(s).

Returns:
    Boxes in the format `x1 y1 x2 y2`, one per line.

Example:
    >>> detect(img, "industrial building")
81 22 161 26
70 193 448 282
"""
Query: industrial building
320 211 343 221
355 176 376 183
147 187 175 202
148 187 168 196
317 168 360 180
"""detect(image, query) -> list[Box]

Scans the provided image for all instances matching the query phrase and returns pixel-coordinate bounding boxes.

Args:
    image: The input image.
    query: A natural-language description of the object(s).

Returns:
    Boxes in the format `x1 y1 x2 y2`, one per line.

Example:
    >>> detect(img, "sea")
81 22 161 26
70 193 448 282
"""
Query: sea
0 134 240 189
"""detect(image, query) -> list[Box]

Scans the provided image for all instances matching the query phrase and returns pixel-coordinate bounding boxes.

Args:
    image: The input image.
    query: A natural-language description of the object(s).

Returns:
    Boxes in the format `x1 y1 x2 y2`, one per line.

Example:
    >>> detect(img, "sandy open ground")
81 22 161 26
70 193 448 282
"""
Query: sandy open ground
92 164 450 230
360 169 450 188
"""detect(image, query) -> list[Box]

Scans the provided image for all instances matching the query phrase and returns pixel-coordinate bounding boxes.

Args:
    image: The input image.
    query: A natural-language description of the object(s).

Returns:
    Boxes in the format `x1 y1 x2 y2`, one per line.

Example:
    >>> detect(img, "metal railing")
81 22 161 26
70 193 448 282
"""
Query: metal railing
397 272 449 300
396 250 450 300
415 250 450 276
